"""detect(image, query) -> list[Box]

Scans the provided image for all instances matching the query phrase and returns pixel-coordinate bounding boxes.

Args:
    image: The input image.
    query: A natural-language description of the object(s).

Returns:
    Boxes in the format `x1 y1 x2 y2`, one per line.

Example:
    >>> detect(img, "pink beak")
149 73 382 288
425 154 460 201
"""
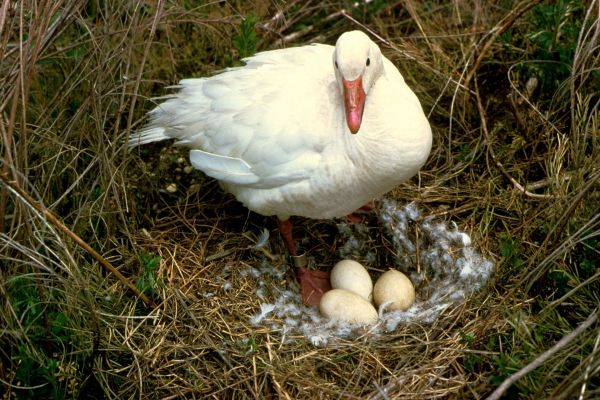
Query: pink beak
342 76 366 134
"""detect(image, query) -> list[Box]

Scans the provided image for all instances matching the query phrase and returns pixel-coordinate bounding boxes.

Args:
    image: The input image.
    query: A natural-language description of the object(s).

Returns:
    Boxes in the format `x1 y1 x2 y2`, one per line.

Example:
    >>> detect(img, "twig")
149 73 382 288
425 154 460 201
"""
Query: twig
0 169 156 309
414 222 420 274
486 309 598 400
0 114 14 233
340 10 475 98
579 330 600 400
280 9 342 43
464 0 542 88
570 0 600 133
523 169 600 292
474 79 555 200
548 269 600 310
122 0 164 153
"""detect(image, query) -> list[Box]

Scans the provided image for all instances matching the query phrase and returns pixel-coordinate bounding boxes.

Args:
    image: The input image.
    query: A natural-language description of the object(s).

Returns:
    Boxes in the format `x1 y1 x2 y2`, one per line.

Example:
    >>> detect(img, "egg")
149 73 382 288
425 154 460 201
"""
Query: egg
330 259 373 301
373 269 415 311
319 289 379 325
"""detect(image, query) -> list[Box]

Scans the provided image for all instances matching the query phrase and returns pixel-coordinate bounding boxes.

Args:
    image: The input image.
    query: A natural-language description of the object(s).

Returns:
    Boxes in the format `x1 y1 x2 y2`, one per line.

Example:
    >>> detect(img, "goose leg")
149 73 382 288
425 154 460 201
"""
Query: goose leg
277 218 297 255
277 218 330 306
345 200 376 223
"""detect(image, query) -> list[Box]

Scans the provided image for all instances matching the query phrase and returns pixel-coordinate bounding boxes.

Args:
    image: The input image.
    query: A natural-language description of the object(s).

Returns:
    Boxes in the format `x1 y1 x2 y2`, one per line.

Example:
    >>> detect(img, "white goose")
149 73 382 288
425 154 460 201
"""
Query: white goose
129 31 432 305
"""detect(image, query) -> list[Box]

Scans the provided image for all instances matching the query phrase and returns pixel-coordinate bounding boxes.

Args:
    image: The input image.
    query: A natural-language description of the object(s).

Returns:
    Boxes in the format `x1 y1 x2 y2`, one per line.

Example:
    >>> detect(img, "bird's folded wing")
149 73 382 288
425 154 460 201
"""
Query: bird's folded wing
190 149 316 189
190 149 260 185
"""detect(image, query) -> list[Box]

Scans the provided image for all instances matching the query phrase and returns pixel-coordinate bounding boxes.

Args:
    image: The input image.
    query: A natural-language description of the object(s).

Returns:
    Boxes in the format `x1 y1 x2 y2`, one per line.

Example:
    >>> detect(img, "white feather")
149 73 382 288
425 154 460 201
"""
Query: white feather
131 31 432 219
189 149 259 185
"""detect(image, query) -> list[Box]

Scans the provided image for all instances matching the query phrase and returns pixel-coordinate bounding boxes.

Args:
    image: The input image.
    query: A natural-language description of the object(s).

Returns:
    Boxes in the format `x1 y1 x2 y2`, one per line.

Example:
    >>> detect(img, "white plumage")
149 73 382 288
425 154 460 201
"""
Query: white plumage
130 31 432 222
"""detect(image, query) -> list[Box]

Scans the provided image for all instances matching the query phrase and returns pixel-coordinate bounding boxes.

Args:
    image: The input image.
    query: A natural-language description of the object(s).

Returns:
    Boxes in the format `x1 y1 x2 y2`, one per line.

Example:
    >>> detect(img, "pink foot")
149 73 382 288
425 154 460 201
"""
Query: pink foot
297 267 331 306
345 200 376 224
277 218 298 255
277 218 331 305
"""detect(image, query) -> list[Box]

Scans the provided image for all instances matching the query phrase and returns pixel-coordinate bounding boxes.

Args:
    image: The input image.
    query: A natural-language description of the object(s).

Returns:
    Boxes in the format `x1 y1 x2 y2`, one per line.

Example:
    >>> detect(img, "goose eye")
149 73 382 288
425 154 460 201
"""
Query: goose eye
366 58 370 66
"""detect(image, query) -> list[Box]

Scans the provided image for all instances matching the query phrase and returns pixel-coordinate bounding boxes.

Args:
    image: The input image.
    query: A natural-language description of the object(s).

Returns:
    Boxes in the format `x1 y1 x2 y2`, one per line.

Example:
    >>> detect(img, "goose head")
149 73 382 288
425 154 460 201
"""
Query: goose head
333 31 384 134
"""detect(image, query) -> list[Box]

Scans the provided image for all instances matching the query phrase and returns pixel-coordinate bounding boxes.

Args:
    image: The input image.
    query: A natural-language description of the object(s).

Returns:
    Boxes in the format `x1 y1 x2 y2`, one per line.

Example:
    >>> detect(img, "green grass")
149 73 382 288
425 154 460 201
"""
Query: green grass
4 276 79 399
233 14 259 60
136 252 163 297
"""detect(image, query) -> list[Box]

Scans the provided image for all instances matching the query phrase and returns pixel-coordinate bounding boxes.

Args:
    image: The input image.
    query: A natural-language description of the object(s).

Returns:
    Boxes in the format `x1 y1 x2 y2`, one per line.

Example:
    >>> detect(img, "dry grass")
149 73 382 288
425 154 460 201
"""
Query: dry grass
1 0 600 399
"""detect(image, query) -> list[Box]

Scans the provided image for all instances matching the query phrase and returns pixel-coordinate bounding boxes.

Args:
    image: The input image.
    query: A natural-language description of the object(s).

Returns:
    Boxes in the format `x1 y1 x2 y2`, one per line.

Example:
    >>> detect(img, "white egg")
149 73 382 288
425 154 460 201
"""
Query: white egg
373 269 415 312
319 289 378 325
330 259 373 301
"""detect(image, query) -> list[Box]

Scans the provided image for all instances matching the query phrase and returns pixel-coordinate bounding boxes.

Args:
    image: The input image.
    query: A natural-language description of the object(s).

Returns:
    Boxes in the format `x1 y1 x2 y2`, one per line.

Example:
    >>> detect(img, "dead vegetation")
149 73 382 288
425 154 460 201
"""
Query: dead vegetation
1 0 599 399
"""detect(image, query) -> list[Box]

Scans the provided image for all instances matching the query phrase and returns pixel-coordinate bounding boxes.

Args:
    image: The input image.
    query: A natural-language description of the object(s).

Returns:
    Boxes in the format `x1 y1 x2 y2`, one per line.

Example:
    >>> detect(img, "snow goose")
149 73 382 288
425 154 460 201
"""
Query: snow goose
129 30 432 305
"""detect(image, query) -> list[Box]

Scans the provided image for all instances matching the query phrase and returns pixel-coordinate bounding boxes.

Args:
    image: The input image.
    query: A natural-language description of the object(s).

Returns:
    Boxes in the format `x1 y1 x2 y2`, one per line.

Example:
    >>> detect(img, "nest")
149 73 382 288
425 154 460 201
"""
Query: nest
246 200 494 346
91 188 497 399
